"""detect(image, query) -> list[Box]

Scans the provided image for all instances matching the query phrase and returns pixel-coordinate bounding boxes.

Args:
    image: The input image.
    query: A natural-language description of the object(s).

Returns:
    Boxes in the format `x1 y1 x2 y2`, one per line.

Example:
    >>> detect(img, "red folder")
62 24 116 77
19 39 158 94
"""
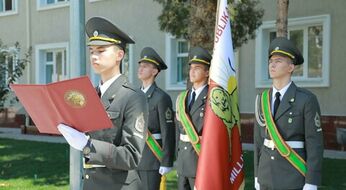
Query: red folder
10 76 113 135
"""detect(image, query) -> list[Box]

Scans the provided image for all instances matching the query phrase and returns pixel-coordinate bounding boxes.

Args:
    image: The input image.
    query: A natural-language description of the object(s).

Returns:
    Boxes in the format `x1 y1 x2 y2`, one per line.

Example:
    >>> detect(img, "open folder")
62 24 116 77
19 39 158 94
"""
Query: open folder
10 76 113 135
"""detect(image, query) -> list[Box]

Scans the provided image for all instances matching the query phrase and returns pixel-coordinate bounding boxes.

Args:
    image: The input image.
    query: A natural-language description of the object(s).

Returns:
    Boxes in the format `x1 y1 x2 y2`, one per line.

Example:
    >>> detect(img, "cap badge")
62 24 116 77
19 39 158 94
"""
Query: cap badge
144 56 147 59
93 30 99 37
275 46 280 50
193 55 197 59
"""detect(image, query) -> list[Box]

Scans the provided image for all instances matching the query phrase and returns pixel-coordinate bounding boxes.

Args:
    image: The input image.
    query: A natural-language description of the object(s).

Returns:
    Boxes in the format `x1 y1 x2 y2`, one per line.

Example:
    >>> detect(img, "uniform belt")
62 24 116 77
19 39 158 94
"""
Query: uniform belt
83 163 106 169
180 134 202 142
264 139 304 149
151 133 161 140
83 158 106 169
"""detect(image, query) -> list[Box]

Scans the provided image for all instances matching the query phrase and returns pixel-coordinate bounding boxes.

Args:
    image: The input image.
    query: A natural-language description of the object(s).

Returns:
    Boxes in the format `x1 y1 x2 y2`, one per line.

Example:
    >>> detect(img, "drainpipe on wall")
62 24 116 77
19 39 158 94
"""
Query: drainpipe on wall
25 0 31 83
69 1 86 190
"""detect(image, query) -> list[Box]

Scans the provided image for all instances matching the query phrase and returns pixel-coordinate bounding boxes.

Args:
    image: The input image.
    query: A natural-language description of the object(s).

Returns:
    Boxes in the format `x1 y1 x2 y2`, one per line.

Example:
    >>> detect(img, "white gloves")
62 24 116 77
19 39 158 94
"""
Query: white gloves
303 184 317 190
57 123 88 151
255 177 260 190
159 166 172 175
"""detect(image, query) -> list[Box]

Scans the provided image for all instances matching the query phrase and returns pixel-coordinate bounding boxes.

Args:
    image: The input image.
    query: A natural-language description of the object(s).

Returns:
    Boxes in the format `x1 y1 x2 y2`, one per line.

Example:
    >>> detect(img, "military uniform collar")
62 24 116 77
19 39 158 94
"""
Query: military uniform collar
145 82 157 98
274 82 297 120
272 81 292 102
191 84 207 101
141 83 152 93
189 85 208 114
99 73 121 97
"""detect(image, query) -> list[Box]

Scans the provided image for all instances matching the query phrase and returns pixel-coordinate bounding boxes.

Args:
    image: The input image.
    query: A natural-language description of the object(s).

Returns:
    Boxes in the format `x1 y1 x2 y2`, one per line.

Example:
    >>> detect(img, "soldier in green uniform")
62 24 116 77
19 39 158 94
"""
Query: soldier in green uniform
175 46 212 190
58 17 148 190
136 47 175 190
254 37 324 190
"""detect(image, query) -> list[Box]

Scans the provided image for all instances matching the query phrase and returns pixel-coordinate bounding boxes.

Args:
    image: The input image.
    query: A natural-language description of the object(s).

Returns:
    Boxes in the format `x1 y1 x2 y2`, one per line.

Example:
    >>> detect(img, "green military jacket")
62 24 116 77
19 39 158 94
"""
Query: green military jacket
254 82 323 189
137 82 175 170
175 86 208 177
84 75 148 190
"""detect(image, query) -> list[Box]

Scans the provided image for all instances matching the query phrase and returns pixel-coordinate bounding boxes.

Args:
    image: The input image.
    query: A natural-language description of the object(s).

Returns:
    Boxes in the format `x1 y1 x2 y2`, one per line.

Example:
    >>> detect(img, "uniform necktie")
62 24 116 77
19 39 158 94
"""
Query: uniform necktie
96 86 101 97
273 92 281 116
189 91 196 111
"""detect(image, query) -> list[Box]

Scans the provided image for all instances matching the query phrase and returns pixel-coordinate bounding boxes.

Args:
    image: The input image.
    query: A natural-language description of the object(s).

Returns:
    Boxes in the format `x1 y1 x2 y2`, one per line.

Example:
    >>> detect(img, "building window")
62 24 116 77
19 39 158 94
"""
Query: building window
0 0 17 16
0 47 18 87
165 34 189 90
89 0 106 3
35 43 69 84
255 15 330 88
37 0 69 11
44 50 66 83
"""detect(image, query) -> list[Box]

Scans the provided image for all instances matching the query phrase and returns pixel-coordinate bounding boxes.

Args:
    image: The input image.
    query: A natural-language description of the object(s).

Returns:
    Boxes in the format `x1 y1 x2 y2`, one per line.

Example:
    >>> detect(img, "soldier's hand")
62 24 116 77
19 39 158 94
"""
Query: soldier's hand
159 166 172 175
254 177 260 190
58 123 88 151
303 184 317 190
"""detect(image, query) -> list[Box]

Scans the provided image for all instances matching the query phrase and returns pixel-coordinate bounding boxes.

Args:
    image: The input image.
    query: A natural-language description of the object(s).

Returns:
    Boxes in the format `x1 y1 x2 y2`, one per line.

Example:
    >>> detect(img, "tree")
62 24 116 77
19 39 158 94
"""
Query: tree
0 40 31 111
276 0 289 37
153 0 264 51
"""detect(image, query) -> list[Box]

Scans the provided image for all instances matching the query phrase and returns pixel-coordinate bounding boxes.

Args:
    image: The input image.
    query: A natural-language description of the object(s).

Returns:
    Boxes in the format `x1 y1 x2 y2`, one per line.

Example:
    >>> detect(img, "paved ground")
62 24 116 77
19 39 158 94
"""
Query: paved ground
0 127 345 159
0 127 66 143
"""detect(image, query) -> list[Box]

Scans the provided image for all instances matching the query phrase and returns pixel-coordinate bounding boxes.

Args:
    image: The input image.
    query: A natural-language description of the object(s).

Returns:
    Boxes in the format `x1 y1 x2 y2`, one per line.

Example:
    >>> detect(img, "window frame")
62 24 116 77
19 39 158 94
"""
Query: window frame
37 0 69 11
35 42 69 84
89 0 105 3
0 0 18 17
165 34 190 91
255 14 331 88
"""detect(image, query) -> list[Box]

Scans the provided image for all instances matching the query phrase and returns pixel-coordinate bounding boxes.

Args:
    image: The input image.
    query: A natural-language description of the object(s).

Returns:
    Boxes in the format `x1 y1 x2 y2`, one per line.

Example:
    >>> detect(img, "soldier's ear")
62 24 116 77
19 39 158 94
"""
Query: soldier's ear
288 63 295 73
116 49 125 61
205 70 209 78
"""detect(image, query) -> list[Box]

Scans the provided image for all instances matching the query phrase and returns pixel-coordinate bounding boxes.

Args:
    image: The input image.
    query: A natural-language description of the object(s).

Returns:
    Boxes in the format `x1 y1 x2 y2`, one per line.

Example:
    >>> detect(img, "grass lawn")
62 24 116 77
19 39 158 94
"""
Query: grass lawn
1 138 345 189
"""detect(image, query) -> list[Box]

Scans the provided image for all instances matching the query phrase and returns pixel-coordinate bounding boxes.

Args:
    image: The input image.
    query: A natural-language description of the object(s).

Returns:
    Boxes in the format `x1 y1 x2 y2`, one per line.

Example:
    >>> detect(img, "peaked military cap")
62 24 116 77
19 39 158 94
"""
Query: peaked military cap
138 47 167 70
86 17 135 50
188 46 212 66
268 37 304 65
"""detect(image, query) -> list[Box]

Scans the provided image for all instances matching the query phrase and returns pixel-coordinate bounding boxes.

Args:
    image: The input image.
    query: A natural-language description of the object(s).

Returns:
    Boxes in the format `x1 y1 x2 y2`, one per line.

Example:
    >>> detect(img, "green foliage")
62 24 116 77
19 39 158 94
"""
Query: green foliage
0 40 31 110
154 0 264 50
230 0 265 48
155 0 190 39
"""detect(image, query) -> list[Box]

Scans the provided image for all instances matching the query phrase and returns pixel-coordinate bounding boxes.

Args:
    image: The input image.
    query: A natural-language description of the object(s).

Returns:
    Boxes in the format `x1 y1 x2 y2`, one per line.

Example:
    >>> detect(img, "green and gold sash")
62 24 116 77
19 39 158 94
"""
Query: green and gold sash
176 91 201 155
261 90 306 176
146 131 163 161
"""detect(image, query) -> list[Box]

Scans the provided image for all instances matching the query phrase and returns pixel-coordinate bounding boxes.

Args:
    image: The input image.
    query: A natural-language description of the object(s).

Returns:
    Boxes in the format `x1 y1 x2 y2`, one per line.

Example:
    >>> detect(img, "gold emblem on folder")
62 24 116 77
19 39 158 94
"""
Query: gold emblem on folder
64 90 87 108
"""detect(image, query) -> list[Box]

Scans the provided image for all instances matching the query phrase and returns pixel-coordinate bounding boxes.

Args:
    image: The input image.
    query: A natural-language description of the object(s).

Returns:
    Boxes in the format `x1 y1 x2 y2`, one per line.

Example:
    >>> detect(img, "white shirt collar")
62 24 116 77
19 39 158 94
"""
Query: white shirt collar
191 84 207 101
99 74 121 97
141 83 152 93
272 81 292 102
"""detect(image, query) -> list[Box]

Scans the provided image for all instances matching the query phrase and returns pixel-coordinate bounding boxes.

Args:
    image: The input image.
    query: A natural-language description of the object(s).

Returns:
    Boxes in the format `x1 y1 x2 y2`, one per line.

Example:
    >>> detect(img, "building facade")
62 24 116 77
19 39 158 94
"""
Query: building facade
0 0 345 150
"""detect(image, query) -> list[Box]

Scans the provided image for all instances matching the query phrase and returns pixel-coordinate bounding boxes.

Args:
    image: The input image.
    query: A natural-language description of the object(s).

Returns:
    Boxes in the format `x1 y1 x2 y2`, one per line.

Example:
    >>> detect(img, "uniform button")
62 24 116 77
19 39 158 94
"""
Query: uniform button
184 146 187 150
85 174 89 179
107 113 111 118
271 156 275 160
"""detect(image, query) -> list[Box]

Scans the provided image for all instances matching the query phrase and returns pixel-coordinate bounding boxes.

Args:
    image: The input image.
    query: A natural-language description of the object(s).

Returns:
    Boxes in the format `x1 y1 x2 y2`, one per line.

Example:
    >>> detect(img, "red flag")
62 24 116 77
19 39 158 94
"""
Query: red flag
195 0 245 189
